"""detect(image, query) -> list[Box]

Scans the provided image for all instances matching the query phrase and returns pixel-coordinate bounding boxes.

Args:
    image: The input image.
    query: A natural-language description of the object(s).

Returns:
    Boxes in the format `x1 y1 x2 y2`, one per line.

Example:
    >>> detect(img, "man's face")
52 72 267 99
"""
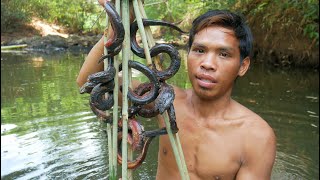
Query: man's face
187 26 247 100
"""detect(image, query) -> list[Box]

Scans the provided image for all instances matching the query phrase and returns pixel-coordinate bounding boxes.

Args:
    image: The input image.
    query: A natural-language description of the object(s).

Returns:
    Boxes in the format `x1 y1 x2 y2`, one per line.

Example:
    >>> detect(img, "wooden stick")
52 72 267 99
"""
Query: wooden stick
1 44 27 50
107 124 114 178
133 0 152 66
137 0 163 70
162 112 190 180
103 15 116 179
175 133 189 179
121 0 130 178
111 0 121 179
136 1 189 179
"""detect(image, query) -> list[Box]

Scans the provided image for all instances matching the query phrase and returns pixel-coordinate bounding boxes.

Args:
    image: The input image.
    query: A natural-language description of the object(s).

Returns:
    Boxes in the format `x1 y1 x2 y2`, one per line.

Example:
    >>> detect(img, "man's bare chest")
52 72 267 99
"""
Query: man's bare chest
179 126 242 178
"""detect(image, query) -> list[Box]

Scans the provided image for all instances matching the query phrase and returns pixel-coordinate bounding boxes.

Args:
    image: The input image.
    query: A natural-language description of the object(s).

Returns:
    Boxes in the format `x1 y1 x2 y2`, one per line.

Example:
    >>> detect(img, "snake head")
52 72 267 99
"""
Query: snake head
87 67 116 84
80 81 97 94
155 83 175 114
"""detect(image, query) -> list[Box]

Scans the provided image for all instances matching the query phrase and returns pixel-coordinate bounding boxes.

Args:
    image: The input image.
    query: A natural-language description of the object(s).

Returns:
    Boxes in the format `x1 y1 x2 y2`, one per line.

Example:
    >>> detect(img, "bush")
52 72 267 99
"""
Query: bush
1 0 103 33
1 1 32 31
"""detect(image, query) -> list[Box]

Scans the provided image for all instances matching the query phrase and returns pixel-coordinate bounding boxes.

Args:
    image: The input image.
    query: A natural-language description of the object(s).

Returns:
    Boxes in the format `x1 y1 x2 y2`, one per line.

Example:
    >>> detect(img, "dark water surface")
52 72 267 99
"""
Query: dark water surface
1 51 319 179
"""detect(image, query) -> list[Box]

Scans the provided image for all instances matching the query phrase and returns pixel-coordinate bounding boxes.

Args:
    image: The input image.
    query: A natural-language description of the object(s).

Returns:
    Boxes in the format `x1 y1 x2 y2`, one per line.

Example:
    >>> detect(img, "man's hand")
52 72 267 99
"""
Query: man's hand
97 0 141 23
98 0 111 7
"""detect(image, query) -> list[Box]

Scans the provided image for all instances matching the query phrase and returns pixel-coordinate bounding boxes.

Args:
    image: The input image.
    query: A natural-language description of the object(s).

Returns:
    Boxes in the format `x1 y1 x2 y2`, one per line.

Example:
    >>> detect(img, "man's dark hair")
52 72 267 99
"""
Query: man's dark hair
188 10 253 61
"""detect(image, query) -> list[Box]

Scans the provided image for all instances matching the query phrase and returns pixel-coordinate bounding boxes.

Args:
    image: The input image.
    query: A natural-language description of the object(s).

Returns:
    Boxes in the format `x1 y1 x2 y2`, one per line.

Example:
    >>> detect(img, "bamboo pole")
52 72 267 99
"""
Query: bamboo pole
1 44 27 50
162 112 190 180
137 0 154 48
111 0 121 179
137 0 162 70
132 0 152 66
175 132 189 179
135 1 189 179
103 16 115 179
121 0 130 179
107 123 114 178
128 68 133 180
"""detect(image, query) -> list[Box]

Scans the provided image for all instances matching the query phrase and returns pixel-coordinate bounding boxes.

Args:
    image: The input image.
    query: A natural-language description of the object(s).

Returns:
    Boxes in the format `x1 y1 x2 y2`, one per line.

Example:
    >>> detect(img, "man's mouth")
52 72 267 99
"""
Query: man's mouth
196 74 217 88
198 78 214 83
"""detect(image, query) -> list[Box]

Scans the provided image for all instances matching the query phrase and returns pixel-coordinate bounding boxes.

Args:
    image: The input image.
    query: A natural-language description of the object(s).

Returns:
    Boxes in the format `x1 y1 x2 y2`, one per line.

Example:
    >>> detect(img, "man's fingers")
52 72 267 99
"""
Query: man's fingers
98 0 112 7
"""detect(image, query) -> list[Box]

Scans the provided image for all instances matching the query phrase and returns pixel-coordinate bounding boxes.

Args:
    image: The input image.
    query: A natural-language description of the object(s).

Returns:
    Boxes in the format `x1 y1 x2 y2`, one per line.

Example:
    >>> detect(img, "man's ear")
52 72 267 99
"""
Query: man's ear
238 57 250 77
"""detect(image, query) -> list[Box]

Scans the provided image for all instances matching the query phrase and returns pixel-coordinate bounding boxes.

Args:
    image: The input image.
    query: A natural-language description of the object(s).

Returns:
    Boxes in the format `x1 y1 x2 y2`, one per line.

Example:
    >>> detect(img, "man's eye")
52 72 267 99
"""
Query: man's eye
193 49 204 53
220 52 229 57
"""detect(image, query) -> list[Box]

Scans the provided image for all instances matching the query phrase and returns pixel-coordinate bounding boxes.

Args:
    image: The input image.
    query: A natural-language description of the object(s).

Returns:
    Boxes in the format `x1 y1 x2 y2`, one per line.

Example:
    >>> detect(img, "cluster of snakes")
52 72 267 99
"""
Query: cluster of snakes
80 1 185 169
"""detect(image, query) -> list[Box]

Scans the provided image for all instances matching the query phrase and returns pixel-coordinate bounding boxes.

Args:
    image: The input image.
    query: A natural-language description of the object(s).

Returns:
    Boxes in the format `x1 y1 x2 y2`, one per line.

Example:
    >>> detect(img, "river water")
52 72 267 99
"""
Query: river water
1 51 319 180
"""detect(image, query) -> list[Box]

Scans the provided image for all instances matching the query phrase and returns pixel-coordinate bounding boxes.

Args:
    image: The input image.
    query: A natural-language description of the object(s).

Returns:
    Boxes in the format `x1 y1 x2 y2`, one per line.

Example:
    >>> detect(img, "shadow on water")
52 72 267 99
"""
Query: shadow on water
1 51 319 179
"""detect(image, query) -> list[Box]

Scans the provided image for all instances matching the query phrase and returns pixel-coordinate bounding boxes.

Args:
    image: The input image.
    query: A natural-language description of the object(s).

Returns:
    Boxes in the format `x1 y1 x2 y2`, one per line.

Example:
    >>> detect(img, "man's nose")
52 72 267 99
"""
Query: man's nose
200 53 216 71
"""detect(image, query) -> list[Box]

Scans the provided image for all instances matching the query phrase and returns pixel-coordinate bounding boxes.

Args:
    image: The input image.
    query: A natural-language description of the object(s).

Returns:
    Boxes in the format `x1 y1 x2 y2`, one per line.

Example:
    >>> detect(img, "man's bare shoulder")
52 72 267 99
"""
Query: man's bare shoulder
244 115 276 146
232 101 276 178
172 85 190 100
233 100 276 157
235 100 275 139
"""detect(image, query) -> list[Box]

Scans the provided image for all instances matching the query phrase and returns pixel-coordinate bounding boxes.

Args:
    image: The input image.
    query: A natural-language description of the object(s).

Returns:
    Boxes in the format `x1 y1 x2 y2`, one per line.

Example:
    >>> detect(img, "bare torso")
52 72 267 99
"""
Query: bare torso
156 87 271 180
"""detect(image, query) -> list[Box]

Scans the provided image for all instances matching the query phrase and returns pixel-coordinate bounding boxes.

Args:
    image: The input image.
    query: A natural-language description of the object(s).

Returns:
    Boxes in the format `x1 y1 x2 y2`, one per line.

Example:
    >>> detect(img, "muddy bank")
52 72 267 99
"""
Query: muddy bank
250 24 319 69
1 34 101 53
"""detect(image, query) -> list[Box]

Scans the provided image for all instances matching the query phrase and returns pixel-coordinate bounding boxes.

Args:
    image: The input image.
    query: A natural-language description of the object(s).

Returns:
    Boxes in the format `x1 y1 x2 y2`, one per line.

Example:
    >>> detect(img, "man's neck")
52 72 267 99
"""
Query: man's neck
189 90 233 120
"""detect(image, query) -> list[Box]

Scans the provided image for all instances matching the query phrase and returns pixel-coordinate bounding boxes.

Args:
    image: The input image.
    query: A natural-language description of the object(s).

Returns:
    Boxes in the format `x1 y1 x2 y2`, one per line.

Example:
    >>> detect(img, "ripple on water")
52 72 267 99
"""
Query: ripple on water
272 151 318 180
259 108 319 180
1 111 111 179
1 124 18 134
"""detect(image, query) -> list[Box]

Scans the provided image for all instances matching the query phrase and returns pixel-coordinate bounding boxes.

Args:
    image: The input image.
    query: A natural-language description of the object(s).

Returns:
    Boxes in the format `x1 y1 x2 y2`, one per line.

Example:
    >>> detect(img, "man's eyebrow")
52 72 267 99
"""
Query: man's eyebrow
219 47 235 52
192 42 235 50
191 43 206 48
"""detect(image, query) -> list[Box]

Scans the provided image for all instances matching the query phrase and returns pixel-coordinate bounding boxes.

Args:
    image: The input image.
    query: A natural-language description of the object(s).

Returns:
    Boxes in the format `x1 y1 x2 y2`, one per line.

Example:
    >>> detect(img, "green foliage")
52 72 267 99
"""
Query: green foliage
238 0 319 46
43 0 101 33
1 0 103 33
144 0 236 30
1 0 32 31
1 0 318 47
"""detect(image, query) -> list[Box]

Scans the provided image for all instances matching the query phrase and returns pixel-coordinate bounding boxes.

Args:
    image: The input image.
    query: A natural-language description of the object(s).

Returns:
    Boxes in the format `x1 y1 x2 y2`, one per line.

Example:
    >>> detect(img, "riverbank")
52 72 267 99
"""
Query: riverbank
1 20 318 69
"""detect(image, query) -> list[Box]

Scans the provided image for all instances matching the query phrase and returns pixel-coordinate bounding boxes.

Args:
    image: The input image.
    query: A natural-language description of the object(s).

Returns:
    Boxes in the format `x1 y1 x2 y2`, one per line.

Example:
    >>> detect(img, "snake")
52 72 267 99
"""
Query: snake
89 100 113 123
90 57 116 84
98 1 125 63
117 118 154 169
119 60 160 105
130 19 185 81
90 80 115 111
129 82 175 118
154 82 175 114
80 81 98 94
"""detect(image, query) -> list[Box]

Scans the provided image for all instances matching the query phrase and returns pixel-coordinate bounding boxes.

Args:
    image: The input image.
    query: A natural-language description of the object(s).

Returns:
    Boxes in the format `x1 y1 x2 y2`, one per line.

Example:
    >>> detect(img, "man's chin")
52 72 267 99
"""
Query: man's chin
193 88 218 100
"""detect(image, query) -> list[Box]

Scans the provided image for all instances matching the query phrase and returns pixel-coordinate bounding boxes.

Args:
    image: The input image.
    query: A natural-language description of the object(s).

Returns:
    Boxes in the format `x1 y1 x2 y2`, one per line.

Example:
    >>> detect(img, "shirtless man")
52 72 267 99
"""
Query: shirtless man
77 1 276 179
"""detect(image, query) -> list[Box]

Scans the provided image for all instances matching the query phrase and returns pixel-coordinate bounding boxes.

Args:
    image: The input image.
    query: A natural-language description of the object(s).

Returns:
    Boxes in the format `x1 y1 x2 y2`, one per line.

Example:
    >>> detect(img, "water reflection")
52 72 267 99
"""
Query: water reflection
1 52 319 179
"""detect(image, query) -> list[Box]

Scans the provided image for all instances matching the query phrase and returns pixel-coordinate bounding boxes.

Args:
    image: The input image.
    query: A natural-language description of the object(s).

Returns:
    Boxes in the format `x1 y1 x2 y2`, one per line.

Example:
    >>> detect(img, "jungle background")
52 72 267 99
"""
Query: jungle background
1 0 319 68
1 1 319 179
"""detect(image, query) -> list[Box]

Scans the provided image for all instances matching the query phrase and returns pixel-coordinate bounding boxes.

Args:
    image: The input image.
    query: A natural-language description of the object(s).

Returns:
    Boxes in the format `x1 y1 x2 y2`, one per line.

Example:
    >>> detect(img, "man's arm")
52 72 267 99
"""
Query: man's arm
76 36 105 87
77 0 113 87
77 0 137 88
236 120 276 180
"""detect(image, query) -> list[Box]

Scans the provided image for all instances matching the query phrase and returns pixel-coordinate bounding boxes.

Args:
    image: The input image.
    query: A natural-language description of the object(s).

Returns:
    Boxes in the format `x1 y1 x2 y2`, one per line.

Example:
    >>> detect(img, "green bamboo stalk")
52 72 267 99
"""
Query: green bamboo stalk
137 1 189 178
103 14 116 179
111 56 119 180
162 112 190 180
128 69 133 180
137 0 155 48
111 0 121 179
132 0 152 65
121 0 130 179
137 0 162 70
1 44 27 50
107 124 114 177
175 133 189 179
